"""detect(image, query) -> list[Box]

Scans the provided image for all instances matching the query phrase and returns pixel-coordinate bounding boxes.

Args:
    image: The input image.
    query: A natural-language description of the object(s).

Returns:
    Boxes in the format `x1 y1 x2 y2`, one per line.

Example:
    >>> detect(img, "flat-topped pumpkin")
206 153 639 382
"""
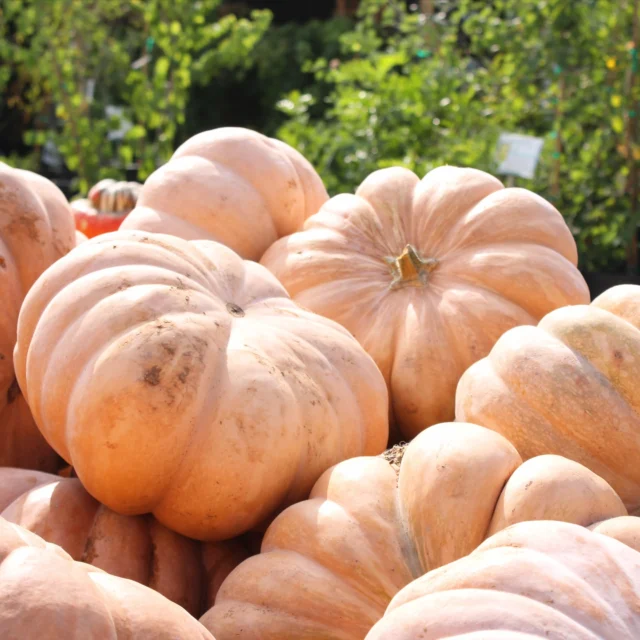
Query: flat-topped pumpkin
261 166 589 438
121 127 329 260
0 516 213 639
368 520 640 639
202 422 630 640
14 231 388 541
456 283 640 513
0 162 75 472
0 468 249 616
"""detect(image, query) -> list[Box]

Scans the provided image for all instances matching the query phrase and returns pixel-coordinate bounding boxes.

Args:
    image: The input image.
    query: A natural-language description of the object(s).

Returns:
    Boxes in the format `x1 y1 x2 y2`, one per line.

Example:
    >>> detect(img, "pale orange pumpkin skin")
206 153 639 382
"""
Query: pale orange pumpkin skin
369 521 640 640
0 516 214 639
121 127 329 260
589 515 640 553
0 468 248 616
0 163 75 472
75 229 89 245
261 166 589 439
456 283 640 513
202 422 630 640
14 231 388 541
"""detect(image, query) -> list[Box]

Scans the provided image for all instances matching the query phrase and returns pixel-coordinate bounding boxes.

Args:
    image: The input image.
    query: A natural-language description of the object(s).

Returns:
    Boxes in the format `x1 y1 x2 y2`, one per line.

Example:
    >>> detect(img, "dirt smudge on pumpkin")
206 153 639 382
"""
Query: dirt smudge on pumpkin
0 256 5 268
143 366 162 386
161 343 176 356
81 529 102 565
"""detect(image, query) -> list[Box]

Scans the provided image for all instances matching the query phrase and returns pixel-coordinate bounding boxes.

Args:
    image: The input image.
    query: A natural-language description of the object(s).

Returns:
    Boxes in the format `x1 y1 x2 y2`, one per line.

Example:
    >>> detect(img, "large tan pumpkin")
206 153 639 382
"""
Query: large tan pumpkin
0 468 249 616
14 230 388 541
0 163 75 471
261 166 590 439
0 516 213 639
368 520 640 639
201 422 632 639
121 128 329 260
456 283 640 513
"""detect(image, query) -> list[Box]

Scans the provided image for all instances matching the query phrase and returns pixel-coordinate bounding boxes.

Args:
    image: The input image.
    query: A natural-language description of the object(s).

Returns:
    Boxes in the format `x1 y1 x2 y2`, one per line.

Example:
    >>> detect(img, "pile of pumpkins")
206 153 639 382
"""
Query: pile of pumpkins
1 127 640 639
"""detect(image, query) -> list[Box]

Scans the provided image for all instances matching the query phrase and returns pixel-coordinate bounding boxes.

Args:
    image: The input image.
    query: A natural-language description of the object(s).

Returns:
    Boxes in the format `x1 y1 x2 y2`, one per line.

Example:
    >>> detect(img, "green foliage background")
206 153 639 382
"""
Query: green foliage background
277 0 640 272
1 0 639 272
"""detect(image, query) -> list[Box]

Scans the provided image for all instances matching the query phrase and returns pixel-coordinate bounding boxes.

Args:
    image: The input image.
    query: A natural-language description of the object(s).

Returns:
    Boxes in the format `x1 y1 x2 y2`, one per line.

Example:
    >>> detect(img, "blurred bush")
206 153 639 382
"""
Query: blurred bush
276 0 640 273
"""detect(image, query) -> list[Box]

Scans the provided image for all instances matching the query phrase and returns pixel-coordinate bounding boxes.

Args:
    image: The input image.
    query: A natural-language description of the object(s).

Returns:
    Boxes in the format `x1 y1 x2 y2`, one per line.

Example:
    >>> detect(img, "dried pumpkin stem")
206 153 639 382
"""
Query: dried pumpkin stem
381 442 408 480
385 244 438 290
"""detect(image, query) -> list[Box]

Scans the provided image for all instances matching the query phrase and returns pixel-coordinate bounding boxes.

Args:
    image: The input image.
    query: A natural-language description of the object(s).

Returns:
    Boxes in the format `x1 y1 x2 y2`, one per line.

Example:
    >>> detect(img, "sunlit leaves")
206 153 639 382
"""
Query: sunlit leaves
278 0 638 271
3 0 271 193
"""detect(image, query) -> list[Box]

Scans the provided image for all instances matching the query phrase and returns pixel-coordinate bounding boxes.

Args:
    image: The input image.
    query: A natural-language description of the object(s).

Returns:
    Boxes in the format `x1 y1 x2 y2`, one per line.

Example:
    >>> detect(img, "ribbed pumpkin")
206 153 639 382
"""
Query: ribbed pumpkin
14 231 388 541
121 127 329 260
0 516 214 639
0 468 249 616
72 179 142 239
456 283 640 513
368 521 640 639
261 166 589 439
589 515 640 552
201 422 631 640
0 162 75 472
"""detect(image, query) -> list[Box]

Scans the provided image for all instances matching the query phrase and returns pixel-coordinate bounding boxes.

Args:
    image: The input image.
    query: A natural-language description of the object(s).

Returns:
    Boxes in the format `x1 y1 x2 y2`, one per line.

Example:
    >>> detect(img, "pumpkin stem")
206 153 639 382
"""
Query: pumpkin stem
381 442 408 481
385 244 438 290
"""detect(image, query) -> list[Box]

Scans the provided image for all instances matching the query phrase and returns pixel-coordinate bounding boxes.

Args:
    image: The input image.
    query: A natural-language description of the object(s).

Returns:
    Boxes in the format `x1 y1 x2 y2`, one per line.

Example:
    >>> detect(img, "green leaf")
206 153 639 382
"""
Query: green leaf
611 115 624 134
119 145 134 165
126 125 147 140
155 56 170 79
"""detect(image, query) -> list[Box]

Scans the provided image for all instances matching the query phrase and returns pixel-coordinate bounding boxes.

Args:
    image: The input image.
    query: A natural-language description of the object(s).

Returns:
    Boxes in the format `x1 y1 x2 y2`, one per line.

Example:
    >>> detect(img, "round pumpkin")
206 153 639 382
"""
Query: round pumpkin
14 230 388 541
88 178 141 213
456 283 640 513
0 468 249 616
368 520 640 640
261 166 589 439
71 179 140 239
589 515 640 553
0 516 214 639
120 127 329 260
0 162 75 472
201 422 629 639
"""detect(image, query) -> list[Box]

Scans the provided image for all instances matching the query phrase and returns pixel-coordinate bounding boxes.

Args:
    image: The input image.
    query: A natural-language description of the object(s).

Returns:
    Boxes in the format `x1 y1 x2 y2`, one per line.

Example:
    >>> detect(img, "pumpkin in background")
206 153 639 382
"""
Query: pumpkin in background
0 517 214 639
456 283 640 513
261 166 589 440
121 127 329 260
201 422 632 640
14 230 388 541
0 162 75 472
368 521 640 640
0 468 249 616
88 178 140 213
71 179 141 239
589 515 640 552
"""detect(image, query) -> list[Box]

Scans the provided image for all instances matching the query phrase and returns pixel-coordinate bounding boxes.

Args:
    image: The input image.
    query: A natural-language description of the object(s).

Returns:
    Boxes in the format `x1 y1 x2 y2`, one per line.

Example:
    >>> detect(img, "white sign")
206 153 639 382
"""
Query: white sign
85 79 96 102
495 133 544 180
